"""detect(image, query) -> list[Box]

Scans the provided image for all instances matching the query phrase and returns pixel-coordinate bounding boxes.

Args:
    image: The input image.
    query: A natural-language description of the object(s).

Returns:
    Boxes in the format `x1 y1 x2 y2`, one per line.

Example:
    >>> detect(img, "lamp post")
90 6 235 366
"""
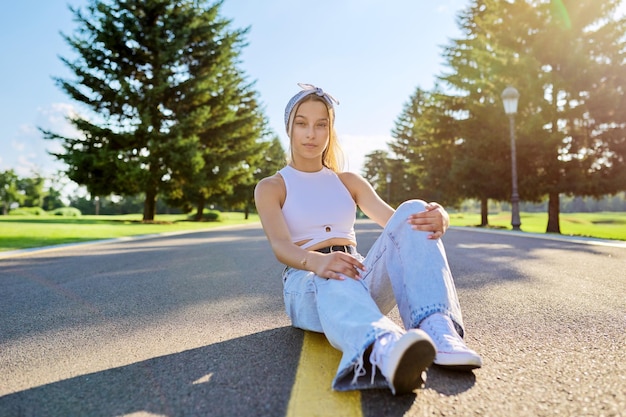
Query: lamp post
386 173 392 204
501 86 521 231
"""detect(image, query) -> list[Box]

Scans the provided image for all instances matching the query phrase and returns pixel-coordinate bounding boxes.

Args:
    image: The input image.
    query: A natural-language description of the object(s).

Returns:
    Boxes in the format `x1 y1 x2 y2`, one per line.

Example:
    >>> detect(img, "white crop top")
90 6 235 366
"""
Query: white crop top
279 166 356 249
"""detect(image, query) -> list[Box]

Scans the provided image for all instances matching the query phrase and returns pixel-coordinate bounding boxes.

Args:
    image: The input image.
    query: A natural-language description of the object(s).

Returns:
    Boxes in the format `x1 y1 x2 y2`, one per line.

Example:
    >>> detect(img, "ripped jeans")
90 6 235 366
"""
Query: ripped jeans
281 200 465 391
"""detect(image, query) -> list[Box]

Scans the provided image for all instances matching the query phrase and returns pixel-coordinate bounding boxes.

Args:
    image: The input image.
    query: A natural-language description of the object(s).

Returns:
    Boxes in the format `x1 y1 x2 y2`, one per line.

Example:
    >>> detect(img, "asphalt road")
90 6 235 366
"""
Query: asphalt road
0 221 624 417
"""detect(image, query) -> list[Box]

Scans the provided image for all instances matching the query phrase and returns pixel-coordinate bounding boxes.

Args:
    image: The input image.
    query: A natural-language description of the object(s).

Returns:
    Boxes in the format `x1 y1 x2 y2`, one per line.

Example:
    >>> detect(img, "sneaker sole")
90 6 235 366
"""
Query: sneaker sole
434 363 482 372
388 330 436 395
434 353 483 371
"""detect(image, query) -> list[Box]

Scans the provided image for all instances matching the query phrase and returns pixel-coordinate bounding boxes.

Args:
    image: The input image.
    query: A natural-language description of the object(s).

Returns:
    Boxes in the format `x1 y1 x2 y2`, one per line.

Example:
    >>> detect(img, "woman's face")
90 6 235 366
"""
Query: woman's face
290 99 330 161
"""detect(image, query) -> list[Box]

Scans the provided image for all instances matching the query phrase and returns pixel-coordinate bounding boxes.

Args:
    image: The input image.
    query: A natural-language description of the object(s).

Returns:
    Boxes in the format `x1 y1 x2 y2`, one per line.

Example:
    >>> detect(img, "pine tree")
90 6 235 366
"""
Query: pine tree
222 134 285 219
438 0 556 226
387 87 463 208
439 0 626 232
43 0 260 221
361 150 407 206
165 74 270 219
526 0 626 232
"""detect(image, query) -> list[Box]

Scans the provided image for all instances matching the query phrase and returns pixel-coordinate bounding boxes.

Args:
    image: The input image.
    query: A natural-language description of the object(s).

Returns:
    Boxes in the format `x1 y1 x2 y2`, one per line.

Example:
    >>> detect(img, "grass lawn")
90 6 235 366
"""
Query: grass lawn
0 211 624 253
0 213 259 252
449 211 626 241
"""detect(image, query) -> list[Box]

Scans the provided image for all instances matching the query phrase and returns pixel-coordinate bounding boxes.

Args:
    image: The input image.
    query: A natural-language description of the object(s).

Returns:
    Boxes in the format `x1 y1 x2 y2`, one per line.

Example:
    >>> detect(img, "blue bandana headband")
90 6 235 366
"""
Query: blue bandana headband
284 83 340 134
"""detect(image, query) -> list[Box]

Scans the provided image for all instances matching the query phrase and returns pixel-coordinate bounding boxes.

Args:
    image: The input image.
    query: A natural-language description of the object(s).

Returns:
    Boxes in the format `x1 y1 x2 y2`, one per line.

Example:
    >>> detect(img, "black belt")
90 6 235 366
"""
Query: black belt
315 245 356 254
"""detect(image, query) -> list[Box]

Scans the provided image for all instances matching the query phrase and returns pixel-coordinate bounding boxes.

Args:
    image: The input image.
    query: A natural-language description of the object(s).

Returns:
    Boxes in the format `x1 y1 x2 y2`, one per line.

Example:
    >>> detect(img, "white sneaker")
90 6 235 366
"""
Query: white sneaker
420 313 482 371
369 329 436 395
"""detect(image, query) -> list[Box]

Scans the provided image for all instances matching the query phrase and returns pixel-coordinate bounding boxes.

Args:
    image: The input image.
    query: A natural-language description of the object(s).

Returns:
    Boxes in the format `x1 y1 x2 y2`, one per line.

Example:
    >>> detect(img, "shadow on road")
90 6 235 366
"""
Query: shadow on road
355 221 614 290
0 327 301 417
0 227 282 345
443 228 617 290
355 220 535 290
1 326 477 417
360 366 476 417
0 222 496 417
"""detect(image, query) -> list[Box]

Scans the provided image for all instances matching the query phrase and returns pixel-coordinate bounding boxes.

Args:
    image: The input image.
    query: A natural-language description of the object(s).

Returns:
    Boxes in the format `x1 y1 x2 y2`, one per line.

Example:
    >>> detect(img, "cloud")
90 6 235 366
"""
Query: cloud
12 138 25 152
18 124 38 135
15 155 39 177
0 102 79 177
339 133 392 174
37 102 81 137
11 124 36 151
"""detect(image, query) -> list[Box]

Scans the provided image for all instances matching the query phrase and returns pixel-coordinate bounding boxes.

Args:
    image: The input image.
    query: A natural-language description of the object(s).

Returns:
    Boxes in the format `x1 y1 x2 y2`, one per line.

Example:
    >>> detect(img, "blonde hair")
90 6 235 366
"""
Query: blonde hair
286 94 345 172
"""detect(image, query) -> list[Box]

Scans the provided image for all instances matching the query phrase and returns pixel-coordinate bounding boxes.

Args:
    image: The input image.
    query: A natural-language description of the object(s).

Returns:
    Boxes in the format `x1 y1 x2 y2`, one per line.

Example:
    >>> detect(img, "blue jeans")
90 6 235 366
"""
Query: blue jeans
281 200 465 391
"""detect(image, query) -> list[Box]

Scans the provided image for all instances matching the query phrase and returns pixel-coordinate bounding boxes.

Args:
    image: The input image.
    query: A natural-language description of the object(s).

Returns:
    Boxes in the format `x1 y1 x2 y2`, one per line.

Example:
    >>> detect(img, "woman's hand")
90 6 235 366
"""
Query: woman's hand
406 202 450 240
314 252 366 281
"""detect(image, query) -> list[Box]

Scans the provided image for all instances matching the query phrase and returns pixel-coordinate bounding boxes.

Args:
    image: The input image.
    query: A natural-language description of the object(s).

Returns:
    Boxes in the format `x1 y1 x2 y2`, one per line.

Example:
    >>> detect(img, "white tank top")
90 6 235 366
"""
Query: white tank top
279 166 356 249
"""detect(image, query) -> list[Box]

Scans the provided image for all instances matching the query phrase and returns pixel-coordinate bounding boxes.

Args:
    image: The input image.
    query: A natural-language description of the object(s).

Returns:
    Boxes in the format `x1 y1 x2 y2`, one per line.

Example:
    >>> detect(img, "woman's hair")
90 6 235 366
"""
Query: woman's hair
286 94 345 173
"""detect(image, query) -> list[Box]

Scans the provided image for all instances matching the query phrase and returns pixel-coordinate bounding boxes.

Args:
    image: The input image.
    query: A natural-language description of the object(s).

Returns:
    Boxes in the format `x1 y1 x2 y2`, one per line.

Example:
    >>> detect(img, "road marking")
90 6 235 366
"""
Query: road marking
287 331 362 417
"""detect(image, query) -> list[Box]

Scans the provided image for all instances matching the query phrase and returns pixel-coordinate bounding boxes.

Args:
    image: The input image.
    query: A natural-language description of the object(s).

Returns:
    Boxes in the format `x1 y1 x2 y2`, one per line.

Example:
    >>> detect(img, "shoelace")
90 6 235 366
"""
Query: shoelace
351 354 367 385
424 315 466 352
368 349 380 385
366 333 396 385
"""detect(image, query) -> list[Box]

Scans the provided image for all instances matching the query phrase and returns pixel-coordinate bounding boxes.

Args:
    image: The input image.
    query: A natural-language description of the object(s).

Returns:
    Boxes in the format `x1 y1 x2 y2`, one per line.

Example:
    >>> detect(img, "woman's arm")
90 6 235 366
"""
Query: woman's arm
339 172 450 239
254 175 364 280
339 172 394 227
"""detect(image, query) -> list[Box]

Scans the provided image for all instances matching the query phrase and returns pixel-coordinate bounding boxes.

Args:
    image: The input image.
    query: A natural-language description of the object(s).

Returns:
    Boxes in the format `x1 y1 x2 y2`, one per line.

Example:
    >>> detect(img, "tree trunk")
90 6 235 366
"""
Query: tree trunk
546 191 561 234
143 188 157 221
194 196 205 221
480 197 489 226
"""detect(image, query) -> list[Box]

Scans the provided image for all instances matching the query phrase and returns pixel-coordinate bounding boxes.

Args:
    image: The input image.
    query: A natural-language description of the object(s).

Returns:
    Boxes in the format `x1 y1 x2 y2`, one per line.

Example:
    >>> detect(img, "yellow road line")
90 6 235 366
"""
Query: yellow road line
287 331 362 417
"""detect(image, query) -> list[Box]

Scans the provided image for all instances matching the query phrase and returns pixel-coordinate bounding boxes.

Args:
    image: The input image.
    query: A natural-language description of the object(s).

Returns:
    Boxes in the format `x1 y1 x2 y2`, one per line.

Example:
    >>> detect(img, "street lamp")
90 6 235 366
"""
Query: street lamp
386 173 392 204
501 86 521 231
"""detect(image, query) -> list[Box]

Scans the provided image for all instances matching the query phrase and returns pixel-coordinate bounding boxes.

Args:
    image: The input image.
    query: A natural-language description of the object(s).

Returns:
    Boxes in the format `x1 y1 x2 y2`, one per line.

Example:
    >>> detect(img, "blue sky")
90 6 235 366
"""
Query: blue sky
0 0 471 184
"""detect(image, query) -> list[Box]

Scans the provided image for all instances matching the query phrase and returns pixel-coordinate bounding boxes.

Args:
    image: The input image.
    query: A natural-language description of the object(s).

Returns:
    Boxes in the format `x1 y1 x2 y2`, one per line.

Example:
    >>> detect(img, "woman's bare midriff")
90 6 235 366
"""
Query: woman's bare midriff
296 238 357 252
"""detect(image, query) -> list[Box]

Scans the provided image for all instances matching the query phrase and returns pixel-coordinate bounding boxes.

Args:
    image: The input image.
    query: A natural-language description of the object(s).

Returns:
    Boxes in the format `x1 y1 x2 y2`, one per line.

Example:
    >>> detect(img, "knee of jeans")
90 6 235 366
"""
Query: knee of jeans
395 199 427 217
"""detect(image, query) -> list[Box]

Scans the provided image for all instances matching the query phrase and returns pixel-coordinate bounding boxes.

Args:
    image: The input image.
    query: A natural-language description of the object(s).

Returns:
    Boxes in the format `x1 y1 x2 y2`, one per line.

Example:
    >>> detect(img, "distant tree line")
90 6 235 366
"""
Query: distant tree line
3 168 624 217
0 170 65 215
363 0 626 233
457 193 626 214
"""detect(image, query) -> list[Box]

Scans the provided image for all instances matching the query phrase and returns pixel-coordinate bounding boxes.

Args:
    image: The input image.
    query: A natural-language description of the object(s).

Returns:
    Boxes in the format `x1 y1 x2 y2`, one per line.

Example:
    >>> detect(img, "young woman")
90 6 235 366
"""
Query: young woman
254 83 482 395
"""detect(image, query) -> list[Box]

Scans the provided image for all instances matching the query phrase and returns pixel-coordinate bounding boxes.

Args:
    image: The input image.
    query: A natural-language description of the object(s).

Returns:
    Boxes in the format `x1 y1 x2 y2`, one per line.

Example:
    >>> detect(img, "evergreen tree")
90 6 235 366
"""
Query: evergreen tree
388 87 463 208
167 79 269 220
528 0 626 232
387 90 428 202
439 0 522 225
440 0 626 233
221 134 285 219
43 0 259 221
362 150 392 198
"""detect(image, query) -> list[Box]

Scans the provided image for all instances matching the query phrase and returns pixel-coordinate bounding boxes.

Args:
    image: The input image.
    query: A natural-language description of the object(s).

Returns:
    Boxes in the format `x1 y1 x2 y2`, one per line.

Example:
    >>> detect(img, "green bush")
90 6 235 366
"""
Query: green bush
51 207 82 217
187 210 221 222
8 207 47 216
